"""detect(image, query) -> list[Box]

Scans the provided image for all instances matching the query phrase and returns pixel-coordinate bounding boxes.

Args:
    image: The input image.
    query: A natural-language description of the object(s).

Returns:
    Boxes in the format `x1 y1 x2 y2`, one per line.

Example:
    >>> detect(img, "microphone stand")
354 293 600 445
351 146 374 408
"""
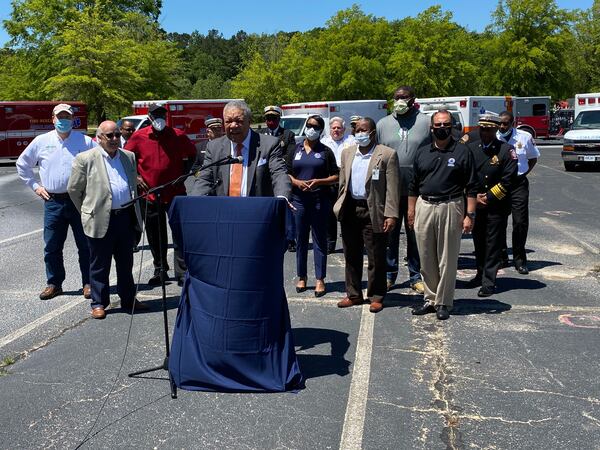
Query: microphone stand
125 154 240 399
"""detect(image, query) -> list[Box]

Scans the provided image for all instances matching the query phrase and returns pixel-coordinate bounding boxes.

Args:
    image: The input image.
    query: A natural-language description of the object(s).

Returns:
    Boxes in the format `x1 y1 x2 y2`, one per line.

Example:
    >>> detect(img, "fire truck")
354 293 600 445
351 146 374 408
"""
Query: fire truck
0 101 88 159
416 96 551 138
120 99 241 144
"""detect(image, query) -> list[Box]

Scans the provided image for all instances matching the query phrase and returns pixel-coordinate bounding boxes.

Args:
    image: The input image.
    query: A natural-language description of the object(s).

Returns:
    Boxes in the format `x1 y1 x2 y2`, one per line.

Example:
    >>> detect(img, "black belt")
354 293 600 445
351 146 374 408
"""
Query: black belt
421 193 463 203
111 206 133 216
352 198 368 207
48 192 70 200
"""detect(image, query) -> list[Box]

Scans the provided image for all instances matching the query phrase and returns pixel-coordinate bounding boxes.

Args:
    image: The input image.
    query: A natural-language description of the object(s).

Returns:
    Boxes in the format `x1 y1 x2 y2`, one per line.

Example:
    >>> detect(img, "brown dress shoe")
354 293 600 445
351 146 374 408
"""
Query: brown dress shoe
369 301 383 313
83 284 92 299
337 297 364 308
91 307 106 319
39 285 63 300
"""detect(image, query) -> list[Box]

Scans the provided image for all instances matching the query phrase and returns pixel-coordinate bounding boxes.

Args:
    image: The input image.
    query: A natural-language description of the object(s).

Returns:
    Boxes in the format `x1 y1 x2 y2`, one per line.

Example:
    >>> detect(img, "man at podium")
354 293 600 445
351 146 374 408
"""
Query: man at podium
190 100 291 199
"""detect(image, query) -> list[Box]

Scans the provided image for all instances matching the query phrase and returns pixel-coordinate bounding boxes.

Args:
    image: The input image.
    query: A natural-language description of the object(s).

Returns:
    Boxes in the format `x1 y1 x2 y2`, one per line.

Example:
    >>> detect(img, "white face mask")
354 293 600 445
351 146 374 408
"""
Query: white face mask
305 127 321 141
151 117 166 132
393 99 410 116
354 131 372 147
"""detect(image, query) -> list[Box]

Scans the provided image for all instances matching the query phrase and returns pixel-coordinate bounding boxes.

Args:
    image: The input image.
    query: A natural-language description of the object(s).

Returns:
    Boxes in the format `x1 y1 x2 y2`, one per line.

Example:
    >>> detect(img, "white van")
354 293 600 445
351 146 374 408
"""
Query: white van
279 100 389 143
562 93 600 171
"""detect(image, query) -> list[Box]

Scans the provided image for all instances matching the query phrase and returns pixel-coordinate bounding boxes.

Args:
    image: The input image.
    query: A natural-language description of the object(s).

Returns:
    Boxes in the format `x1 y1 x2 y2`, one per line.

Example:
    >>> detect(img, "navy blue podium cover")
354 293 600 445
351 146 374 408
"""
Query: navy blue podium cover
168 196 304 392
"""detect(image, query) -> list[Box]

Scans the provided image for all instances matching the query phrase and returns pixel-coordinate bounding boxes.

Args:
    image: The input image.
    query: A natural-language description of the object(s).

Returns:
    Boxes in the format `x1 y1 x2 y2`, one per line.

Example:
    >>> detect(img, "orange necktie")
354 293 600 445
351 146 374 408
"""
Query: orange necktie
228 143 243 197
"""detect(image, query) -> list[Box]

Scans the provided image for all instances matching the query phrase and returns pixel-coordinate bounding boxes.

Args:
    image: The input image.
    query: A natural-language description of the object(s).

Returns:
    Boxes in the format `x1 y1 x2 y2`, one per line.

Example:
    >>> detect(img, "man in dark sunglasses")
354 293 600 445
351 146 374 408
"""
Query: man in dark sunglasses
68 121 148 319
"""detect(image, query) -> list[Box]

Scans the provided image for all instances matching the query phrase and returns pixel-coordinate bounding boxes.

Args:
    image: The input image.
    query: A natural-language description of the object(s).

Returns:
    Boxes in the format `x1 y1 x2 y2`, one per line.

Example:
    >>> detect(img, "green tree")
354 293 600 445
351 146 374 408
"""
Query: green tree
484 0 575 98
571 0 600 92
386 6 482 97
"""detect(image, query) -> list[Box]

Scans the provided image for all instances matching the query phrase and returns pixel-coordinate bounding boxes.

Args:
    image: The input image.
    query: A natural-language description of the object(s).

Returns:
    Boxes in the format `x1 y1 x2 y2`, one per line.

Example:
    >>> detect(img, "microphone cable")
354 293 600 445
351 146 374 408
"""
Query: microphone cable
74 199 151 449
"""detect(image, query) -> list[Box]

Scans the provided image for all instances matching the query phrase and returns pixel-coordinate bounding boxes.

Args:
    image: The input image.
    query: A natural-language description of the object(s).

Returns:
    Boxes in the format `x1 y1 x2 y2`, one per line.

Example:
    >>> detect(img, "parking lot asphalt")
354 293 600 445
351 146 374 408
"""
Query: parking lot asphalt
0 145 599 449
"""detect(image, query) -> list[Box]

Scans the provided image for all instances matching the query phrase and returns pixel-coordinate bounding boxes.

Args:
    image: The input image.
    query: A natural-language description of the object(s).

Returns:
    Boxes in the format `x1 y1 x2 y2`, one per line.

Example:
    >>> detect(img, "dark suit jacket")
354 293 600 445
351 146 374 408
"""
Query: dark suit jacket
191 130 292 199
261 127 296 172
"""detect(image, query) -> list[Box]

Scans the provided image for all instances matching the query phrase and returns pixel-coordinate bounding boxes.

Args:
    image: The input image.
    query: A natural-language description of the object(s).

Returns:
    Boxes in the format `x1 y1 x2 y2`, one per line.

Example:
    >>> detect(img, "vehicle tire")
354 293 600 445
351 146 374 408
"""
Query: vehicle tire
564 162 576 171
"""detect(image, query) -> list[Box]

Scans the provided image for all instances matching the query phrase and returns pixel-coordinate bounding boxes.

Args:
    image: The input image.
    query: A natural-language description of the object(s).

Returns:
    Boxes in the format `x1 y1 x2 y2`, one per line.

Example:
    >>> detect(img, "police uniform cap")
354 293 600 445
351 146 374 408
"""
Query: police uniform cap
264 105 283 117
479 112 501 128
53 103 74 116
148 102 167 114
350 115 362 124
205 117 223 128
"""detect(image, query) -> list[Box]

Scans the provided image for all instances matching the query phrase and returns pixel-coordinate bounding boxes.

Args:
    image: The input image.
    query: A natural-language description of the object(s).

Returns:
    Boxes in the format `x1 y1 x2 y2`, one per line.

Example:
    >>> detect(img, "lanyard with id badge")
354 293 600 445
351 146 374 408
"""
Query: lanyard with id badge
372 167 380 181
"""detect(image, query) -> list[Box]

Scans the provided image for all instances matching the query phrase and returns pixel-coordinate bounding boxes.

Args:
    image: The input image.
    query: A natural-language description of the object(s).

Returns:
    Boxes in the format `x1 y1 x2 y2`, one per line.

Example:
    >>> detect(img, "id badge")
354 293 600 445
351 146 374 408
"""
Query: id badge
294 152 302 161
372 168 380 180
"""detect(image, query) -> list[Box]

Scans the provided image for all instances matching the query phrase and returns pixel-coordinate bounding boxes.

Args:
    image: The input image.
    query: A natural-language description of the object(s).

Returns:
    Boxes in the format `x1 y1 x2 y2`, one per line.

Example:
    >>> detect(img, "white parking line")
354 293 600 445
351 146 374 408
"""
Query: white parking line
537 163 582 180
0 250 167 350
339 304 375 450
0 228 43 246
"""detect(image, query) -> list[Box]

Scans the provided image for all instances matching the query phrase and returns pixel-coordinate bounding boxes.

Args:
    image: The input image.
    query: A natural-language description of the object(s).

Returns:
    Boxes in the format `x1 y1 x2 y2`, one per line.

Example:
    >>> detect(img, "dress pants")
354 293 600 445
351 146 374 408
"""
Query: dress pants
506 176 530 268
473 203 509 289
87 208 136 309
293 192 329 279
341 200 387 301
43 195 90 288
414 197 464 307
327 184 339 250
386 195 421 284
142 198 186 279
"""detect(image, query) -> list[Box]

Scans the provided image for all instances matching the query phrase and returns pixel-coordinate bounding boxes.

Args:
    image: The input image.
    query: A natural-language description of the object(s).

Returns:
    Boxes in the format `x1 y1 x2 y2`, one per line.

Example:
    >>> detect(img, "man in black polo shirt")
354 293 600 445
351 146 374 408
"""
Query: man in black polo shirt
408 110 478 320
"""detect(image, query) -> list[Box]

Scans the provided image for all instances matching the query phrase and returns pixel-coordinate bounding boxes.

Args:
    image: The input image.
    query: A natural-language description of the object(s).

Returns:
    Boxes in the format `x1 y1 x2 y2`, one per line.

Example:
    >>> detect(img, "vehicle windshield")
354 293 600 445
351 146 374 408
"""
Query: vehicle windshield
573 110 600 129
116 117 148 130
280 117 306 135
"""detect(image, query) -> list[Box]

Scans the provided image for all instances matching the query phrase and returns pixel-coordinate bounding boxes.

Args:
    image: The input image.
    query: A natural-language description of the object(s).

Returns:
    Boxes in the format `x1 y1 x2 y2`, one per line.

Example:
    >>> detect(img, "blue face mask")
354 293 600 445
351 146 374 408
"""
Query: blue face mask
55 119 73 133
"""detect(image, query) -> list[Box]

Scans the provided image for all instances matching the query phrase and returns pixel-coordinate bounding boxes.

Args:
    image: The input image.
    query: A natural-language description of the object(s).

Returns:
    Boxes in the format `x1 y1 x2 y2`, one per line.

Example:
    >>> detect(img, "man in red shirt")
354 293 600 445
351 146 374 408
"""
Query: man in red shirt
125 103 196 285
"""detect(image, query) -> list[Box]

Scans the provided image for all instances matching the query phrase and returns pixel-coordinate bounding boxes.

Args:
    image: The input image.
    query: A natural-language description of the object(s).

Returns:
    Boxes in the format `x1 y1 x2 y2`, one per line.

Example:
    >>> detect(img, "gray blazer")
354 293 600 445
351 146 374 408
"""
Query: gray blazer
190 130 292 199
334 144 400 233
68 146 142 239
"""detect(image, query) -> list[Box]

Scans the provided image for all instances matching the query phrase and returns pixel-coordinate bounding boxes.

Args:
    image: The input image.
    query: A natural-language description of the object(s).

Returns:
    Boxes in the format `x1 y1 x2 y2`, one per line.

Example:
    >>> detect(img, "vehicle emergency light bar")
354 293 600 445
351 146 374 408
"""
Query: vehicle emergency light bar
419 103 459 111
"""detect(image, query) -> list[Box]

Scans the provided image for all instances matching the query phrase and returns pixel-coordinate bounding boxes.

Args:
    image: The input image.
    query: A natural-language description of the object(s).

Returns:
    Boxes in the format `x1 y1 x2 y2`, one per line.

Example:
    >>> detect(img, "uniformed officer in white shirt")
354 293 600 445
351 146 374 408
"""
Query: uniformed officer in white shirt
16 103 95 300
497 110 540 274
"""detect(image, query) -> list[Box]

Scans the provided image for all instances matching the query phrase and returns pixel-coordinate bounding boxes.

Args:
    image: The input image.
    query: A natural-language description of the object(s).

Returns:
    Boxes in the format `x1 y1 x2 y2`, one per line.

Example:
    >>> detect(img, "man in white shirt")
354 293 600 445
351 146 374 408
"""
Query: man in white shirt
68 121 148 319
320 117 355 253
16 103 95 300
497 111 540 274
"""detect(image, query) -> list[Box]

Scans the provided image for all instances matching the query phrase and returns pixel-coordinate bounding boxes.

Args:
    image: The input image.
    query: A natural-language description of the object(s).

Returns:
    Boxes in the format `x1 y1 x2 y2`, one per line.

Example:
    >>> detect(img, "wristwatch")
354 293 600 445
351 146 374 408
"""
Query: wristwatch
467 211 476 219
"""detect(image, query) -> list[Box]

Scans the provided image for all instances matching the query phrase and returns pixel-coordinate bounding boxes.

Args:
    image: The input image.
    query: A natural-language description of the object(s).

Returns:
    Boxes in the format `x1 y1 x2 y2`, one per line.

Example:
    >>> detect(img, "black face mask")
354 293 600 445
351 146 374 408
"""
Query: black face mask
432 127 452 140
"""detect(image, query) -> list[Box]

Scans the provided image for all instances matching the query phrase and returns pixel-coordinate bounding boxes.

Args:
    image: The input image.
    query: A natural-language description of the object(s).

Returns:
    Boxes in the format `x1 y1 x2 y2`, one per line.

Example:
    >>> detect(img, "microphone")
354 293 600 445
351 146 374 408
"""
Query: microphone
194 155 244 176
230 155 243 164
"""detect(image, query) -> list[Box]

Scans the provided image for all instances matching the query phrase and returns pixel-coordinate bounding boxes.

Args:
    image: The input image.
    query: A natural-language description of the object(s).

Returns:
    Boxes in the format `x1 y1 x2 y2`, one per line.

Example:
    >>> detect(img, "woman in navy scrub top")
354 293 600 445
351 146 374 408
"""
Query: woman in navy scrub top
289 115 339 297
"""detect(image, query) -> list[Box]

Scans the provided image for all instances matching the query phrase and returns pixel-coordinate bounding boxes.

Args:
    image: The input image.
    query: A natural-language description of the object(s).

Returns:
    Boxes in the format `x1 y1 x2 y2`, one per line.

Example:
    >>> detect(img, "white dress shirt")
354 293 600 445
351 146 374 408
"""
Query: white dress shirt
100 148 131 210
497 128 540 175
16 130 95 193
350 146 374 200
321 134 356 167
230 131 251 197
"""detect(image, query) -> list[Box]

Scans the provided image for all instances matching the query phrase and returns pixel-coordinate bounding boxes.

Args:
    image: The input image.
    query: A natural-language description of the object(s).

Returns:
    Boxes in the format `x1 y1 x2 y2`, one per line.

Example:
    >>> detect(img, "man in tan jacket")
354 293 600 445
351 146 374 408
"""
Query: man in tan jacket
334 118 399 313
68 121 147 319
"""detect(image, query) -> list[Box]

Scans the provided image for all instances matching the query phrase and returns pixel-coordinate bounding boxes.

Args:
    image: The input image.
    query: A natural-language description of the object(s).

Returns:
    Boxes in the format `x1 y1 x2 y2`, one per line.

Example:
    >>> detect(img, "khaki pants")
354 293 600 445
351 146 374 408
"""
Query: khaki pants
414 197 464 307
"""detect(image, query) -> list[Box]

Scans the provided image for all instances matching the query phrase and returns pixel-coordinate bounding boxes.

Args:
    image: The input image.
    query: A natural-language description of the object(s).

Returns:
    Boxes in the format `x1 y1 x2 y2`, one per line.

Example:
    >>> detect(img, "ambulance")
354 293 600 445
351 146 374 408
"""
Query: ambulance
0 101 88 159
120 99 241 144
562 92 600 171
280 100 389 143
416 96 551 138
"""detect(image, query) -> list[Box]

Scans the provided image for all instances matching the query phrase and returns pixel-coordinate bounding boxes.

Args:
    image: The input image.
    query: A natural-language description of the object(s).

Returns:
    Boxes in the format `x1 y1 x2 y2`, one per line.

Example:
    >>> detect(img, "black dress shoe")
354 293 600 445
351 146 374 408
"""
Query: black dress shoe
436 305 450 320
516 265 529 275
148 271 166 286
287 241 296 253
327 243 336 254
477 286 494 297
412 303 436 316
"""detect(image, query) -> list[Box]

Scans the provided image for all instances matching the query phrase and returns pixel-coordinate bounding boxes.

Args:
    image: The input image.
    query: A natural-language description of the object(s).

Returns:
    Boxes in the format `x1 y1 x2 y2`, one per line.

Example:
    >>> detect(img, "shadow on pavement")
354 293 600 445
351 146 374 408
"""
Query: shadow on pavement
380 292 423 309
293 327 351 379
496 277 547 293
451 298 512 315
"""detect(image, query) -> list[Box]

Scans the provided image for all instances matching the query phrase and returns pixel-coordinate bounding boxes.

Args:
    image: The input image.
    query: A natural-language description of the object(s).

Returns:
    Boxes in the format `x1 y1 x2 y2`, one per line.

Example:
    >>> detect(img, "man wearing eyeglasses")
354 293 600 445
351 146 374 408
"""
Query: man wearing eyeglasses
408 110 478 320
68 121 149 319
119 119 136 147
377 85 431 294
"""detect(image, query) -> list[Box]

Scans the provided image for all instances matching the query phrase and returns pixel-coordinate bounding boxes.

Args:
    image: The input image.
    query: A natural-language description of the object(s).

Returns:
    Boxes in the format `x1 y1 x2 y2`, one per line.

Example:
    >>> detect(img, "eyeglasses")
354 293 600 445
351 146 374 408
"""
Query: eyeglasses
120 128 135 132
102 132 122 140
433 122 452 128
305 125 322 131
499 121 512 126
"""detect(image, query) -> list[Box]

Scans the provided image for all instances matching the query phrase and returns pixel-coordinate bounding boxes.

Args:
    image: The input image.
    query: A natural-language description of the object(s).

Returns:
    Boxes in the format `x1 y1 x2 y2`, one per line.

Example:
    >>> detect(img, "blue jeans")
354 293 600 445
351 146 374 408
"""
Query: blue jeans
386 196 421 284
43 196 90 287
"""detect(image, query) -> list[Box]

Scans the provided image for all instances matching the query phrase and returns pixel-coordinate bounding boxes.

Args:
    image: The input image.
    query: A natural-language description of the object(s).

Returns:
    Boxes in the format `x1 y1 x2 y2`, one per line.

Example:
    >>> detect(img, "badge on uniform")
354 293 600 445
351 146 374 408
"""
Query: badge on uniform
447 157 456 167
372 168 380 180
314 153 322 159
491 155 499 165
517 142 523 149
294 152 302 161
